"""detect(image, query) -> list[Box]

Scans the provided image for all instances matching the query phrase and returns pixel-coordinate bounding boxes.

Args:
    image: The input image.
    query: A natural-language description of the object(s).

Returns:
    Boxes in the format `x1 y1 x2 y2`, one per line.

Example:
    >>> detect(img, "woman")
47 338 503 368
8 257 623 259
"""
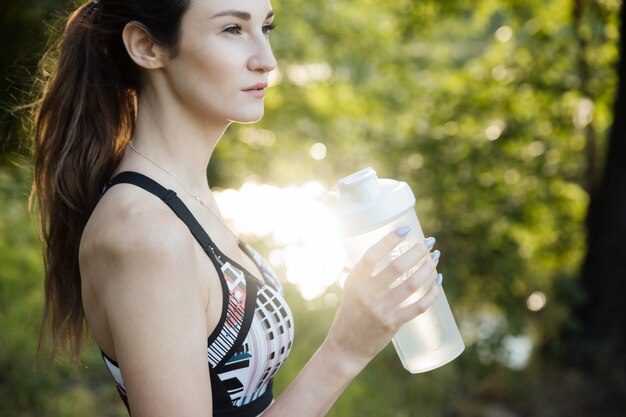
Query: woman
31 0 444 415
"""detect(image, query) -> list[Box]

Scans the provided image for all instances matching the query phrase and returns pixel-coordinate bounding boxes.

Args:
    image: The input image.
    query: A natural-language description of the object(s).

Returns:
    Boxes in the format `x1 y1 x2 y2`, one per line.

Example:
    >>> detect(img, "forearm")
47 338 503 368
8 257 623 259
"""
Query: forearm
262 336 368 417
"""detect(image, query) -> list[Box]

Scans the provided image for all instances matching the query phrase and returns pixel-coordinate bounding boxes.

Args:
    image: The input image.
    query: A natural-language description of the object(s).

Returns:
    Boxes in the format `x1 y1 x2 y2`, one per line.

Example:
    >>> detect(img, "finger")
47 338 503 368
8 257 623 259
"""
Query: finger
374 243 438 291
382 257 439 309
350 226 413 280
393 278 442 326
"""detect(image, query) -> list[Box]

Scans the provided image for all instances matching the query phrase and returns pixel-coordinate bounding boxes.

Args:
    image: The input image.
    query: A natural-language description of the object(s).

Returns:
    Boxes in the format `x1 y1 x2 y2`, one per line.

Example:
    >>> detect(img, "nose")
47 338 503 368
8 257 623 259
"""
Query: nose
248 37 277 73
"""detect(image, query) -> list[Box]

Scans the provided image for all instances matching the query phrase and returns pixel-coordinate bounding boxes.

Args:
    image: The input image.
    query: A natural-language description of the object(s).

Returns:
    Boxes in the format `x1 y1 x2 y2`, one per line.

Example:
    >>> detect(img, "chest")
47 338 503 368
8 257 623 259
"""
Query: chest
196 239 267 336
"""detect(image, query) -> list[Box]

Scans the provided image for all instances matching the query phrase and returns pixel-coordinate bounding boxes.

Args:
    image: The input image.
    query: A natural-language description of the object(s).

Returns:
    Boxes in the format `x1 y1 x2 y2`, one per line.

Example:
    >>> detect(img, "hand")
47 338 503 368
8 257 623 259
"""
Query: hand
326 229 442 370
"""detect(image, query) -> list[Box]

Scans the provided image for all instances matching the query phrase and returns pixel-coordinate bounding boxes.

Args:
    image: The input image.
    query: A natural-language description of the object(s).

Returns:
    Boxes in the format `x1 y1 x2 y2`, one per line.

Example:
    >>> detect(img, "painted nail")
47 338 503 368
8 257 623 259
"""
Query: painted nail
395 226 412 237
431 250 441 262
436 273 444 286
424 237 436 249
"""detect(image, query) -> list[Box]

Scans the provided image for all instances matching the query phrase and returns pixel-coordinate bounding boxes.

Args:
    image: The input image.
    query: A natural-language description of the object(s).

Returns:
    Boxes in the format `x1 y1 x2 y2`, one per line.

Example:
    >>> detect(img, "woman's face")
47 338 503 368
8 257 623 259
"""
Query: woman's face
161 0 276 125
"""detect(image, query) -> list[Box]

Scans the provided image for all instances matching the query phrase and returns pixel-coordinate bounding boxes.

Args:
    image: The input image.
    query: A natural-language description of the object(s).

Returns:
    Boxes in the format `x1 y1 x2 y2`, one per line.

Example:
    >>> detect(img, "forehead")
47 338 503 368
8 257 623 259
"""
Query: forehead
186 0 273 19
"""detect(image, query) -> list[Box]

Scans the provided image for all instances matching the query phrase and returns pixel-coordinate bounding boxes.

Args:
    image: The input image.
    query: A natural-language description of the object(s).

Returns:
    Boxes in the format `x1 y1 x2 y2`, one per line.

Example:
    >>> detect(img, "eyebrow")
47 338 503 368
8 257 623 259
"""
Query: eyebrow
210 10 274 21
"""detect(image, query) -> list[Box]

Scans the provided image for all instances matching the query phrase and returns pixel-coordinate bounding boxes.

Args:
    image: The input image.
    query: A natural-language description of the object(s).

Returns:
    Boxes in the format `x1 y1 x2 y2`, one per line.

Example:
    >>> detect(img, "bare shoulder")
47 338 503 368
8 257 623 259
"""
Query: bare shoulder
80 183 194 262
80 184 198 296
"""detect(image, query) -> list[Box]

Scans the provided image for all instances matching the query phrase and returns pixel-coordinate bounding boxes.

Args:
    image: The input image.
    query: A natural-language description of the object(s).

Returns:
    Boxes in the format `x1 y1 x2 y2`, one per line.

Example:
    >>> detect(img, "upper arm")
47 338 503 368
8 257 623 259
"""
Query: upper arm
82 209 213 417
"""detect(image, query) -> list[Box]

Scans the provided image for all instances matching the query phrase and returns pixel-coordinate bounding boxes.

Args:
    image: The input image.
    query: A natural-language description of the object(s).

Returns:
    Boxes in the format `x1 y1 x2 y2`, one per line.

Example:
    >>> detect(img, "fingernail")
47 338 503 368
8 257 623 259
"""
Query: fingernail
424 237 436 248
436 273 444 286
431 250 441 262
395 226 412 237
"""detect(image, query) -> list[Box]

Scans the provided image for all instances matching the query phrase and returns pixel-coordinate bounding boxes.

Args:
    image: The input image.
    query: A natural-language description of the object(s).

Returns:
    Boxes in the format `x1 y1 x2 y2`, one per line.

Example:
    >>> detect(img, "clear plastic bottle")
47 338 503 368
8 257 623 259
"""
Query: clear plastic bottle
334 167 464 373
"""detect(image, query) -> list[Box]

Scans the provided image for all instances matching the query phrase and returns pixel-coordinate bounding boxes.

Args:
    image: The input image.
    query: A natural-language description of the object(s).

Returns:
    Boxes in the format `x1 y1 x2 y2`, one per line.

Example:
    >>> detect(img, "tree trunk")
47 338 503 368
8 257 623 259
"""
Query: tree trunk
575 2 626 370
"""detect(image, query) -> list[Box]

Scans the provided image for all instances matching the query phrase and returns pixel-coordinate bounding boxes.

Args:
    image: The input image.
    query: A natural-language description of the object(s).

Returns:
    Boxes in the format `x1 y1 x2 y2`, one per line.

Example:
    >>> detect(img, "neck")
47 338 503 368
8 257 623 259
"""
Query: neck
129 86 231 194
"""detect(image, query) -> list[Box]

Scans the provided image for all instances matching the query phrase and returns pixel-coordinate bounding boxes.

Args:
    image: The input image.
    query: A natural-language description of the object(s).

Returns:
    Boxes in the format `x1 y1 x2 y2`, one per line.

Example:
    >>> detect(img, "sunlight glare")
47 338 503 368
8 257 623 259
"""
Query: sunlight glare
214 180 348 300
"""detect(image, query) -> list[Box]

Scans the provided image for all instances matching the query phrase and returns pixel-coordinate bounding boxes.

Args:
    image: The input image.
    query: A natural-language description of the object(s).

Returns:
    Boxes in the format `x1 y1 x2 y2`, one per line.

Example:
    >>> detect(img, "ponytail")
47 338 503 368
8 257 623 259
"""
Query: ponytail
31 0 190 358
32 3 136 357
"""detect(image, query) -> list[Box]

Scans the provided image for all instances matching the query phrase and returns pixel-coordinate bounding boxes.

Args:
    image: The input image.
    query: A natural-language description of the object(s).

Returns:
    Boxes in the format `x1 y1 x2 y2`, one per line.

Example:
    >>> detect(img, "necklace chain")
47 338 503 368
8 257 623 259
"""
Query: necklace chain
128 140 217 215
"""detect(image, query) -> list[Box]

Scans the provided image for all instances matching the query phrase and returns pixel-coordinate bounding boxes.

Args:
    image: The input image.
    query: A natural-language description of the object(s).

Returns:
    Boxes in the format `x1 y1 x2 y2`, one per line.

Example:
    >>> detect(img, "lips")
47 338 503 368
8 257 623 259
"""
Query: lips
243 82 268 92
242 82 268 99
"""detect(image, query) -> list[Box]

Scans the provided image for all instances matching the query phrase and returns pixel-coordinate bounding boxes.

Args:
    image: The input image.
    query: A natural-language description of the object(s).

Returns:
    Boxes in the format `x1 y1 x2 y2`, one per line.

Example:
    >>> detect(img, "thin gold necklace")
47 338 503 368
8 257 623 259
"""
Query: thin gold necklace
128 140 222 219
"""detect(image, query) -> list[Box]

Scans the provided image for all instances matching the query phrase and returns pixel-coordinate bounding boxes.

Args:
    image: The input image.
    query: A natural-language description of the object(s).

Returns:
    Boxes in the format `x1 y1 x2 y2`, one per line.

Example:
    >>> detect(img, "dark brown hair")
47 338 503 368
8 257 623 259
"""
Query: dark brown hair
31 0 190 357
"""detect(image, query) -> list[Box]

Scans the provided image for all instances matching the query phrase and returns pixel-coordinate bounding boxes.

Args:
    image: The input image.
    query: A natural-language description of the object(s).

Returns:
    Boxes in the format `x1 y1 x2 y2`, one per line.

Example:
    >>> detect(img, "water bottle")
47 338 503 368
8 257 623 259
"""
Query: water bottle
333 167 464 373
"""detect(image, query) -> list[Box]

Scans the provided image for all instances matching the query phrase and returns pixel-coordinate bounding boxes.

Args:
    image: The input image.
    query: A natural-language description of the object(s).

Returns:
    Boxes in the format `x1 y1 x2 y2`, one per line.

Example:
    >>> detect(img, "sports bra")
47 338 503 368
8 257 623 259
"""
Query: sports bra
98 172 294 417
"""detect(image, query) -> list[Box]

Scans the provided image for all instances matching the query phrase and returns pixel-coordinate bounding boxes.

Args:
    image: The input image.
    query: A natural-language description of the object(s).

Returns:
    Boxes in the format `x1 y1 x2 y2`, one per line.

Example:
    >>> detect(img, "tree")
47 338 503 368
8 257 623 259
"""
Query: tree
575 1 626 371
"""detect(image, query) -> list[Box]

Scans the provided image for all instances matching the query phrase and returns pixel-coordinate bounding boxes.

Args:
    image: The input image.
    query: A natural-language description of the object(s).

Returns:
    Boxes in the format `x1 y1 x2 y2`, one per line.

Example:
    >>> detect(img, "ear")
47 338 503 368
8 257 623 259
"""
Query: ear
122 22 168 70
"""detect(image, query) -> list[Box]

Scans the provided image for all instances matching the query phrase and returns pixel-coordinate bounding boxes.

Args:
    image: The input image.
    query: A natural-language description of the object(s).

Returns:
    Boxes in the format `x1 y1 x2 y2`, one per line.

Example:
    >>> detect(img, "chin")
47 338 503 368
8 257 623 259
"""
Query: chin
233 109 265 124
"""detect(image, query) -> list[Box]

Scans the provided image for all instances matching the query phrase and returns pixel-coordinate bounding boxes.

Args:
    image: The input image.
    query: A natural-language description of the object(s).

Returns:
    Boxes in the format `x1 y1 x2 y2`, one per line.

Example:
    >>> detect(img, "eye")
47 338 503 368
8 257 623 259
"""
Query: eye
262 23 276 35
223 25 242 35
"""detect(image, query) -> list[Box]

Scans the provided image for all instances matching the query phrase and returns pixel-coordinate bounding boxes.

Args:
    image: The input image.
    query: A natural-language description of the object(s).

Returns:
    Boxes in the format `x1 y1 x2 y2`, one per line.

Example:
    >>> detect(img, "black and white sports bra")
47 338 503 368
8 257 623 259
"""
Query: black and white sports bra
99 172 294 417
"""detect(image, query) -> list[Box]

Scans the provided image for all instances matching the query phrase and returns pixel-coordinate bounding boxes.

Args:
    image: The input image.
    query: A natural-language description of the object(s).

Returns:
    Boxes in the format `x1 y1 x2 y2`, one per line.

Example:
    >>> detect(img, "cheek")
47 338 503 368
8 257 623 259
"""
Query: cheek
165 39 250 116
165 59 218 114
183 50 240 95
183 52 218 87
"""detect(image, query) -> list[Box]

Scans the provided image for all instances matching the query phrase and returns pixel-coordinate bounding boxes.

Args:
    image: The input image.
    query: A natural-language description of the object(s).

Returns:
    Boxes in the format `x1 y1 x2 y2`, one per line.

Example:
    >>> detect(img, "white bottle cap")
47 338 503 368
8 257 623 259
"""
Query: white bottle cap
334 167 416 236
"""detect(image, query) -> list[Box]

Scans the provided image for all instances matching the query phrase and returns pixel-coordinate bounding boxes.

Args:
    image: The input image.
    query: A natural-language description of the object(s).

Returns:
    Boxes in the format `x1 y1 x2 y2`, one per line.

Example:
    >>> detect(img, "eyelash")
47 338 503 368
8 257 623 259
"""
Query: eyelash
223 23 276 36
262 23 276 35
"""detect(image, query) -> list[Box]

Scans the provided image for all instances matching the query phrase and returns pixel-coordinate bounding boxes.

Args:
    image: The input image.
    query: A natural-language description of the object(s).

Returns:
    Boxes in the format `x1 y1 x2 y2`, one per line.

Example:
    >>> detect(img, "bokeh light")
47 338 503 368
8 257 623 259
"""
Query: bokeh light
527 291 547 311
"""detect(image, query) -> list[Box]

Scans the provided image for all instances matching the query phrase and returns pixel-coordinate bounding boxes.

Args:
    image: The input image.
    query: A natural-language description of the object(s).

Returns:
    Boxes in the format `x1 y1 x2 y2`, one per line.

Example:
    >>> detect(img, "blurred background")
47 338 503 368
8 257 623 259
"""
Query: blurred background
1 0 625 416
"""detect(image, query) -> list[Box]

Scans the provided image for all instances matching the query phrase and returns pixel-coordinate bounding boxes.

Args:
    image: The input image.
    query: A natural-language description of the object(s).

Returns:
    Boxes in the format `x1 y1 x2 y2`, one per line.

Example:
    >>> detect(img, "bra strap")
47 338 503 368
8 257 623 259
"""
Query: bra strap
104 171 216 255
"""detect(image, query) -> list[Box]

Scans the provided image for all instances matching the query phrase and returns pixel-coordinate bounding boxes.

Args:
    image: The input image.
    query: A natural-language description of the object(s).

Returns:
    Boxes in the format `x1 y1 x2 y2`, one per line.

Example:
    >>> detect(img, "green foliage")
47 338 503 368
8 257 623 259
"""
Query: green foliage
0 0 622 415
220 0 619 359
217 0 621 412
